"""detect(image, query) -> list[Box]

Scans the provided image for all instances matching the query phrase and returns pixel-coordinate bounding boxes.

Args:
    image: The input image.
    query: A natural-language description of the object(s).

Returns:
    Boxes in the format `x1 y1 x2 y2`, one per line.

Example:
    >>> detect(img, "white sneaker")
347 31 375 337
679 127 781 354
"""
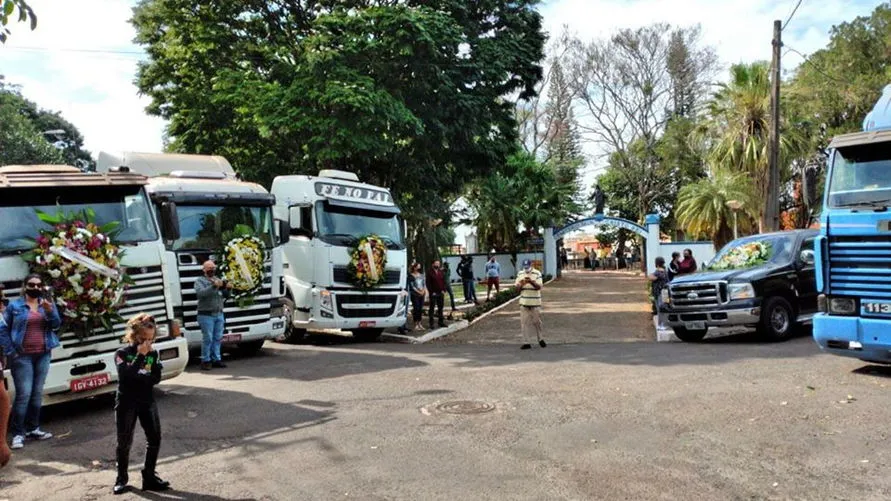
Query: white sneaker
27 428 53 440
11 435 24 449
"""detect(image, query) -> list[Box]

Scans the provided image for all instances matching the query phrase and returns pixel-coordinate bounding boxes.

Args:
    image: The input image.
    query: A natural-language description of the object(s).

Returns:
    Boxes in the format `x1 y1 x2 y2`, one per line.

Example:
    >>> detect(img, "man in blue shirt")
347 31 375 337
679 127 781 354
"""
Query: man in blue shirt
485 255 501 301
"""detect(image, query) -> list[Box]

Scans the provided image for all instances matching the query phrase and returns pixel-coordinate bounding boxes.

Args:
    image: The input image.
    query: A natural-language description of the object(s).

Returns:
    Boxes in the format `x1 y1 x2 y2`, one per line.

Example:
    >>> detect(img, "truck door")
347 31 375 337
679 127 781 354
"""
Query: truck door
797 236 818 316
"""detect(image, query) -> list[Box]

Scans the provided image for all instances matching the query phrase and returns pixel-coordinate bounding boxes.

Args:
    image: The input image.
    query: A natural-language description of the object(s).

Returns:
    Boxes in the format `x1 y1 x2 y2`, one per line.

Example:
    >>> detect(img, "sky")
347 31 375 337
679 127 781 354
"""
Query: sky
0 0 882 157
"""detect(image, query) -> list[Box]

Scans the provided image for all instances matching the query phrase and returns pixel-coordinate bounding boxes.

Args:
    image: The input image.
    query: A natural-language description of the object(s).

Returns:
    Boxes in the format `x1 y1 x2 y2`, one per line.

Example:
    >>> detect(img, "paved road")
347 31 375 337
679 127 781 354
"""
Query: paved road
2 272 890 500
441 271 654 345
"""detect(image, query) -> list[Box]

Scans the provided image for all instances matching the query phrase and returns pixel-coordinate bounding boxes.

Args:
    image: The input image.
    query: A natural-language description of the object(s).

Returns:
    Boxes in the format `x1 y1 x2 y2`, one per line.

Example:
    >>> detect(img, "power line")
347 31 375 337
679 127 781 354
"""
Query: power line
2 45 145 55
782 0 805 31
784 45 848 85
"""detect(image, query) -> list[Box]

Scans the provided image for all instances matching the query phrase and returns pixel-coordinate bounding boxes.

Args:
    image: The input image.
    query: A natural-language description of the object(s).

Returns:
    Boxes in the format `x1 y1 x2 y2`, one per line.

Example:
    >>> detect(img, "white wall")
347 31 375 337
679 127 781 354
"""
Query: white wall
655 242 716 271
441 252 545 283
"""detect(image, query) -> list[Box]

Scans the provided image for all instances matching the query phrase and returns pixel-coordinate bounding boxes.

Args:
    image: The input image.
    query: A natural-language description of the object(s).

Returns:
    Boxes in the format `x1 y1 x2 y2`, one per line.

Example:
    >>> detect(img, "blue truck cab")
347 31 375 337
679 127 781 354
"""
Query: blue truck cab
813 84 891 363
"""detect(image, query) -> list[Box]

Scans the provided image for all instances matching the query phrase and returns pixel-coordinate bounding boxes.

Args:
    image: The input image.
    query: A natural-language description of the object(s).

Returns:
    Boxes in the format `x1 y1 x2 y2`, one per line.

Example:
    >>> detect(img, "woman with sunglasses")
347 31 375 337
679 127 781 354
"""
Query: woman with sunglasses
114 313 170 494
0 273 61 451
112 312 170 494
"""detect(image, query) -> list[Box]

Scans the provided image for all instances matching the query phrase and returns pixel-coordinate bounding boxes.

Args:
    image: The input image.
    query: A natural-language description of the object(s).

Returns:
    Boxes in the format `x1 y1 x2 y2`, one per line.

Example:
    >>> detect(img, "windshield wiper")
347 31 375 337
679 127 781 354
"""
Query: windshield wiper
322 233 359 242
836 198 891 210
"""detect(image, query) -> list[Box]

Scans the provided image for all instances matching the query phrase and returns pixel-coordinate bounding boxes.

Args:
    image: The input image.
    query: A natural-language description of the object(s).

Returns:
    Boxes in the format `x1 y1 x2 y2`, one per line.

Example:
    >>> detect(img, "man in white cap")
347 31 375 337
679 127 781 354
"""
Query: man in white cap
515 259 545 350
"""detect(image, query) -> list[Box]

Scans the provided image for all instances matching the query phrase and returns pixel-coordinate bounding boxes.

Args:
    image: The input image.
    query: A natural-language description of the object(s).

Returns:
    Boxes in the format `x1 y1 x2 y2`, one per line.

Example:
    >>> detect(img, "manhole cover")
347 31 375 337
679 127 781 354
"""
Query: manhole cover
435 400 495 415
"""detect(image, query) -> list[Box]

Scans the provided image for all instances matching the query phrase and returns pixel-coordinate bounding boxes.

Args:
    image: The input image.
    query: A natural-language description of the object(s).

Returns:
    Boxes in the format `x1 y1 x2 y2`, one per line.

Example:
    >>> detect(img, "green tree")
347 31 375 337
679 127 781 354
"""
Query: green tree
704 62 805 231
0 0 35 43
0 104 63 165
131 0 545 195
676 168 759 250
0 78 93 168
787 3 891 139
467 150 572 254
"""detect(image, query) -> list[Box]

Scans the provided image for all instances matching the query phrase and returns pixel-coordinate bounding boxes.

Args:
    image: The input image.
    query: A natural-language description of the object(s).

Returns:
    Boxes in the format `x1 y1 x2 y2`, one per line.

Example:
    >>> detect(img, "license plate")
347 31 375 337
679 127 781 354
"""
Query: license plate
684 321 706 330
359 321 376 328
222 333 242 343
70 373 111 393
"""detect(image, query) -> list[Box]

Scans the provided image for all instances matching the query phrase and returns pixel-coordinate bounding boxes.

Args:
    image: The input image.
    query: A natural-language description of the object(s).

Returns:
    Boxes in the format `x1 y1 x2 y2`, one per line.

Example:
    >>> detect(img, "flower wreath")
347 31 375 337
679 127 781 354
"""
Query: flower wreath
347 234 388 290
23 208 131 337
218 235 266 304
710 241 772 271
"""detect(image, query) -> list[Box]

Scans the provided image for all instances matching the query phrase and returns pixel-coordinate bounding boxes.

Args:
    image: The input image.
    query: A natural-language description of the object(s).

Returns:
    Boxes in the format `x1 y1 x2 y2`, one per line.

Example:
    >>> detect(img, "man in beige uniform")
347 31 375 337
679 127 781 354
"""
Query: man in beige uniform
515 259 546 350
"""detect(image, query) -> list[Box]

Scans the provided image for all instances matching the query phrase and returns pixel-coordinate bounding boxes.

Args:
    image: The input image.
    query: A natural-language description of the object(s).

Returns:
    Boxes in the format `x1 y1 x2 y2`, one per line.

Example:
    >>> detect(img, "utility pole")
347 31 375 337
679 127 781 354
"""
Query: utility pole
767 19 782 232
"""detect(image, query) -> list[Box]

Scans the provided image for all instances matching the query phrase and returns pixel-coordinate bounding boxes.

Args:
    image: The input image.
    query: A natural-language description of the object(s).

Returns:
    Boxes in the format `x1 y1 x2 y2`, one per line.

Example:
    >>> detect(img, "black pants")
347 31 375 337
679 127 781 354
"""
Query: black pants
411 293 425 323
116 399 162 482
428 293 444 326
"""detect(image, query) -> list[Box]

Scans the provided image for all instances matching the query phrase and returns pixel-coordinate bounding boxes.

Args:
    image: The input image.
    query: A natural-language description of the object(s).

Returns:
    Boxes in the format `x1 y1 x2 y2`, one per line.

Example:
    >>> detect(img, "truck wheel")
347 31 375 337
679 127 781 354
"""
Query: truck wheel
238 340 265 356
279 297 307 344
672 327 708 342
352 328 384 342
759 296 795 341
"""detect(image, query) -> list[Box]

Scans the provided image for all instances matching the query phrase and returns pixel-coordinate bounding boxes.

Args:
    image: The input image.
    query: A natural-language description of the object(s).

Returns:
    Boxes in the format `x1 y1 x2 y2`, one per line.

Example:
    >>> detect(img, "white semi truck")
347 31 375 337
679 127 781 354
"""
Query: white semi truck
97 152 287 355
271 170 408 341
0 165 189 405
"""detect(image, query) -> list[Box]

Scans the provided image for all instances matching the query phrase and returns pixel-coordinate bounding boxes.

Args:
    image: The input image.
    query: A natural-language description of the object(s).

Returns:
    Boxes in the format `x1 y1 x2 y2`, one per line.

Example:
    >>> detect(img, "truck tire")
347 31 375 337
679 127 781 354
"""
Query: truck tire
759 296 795 342
279 297 307 344
352 328 384 342
672 326 708 342
238 340 265 356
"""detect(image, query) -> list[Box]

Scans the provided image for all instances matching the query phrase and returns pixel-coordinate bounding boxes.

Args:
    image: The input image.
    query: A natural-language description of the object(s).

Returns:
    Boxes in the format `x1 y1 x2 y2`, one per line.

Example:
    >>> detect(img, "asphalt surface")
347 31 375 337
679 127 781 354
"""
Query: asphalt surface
2 272 890 500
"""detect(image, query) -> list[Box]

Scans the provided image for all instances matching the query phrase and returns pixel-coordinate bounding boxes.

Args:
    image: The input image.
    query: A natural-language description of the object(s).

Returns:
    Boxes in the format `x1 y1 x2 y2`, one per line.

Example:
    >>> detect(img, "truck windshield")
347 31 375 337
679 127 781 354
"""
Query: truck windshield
316 201 404 248
0 185 158 254
829 142 891 208
170 205 275 251
707 234 795 271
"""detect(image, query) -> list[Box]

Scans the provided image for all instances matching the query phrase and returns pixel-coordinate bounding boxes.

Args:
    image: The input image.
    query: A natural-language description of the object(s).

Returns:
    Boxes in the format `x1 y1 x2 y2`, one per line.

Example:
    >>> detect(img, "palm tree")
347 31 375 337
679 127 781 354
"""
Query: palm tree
704 62 805 231
676 168 759 250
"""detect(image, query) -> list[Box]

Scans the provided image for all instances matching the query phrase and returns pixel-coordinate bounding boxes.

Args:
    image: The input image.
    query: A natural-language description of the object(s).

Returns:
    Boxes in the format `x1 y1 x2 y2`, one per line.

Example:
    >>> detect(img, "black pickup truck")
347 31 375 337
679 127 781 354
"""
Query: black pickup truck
661 229 819 342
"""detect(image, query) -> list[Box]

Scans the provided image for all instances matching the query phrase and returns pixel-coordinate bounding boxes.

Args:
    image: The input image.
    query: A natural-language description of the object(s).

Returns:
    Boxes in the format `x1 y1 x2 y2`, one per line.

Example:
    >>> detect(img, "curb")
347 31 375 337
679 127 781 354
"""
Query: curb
384 277 557 345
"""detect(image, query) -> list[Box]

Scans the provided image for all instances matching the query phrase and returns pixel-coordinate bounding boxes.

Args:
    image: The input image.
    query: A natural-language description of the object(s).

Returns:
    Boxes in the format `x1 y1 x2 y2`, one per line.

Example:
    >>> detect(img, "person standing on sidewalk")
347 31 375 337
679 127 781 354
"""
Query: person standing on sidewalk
515 260 545 350
409 263 427 331
426 259 447 329
648 257 670 329
195 260 232 371
0 273 61 451
485 254 501 301
112 313 170 494
442 260 457 318
0 293 11 468
457 255 478 304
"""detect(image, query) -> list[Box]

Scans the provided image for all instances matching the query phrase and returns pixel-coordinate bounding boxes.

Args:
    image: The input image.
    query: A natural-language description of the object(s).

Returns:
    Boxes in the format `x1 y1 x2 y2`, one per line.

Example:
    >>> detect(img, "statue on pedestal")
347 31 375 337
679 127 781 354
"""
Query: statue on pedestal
590 184 606 215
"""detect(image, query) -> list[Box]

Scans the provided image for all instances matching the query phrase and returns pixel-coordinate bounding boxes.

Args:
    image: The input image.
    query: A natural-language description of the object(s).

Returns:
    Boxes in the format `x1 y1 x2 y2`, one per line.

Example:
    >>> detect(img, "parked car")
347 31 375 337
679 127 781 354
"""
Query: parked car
661 229 819 342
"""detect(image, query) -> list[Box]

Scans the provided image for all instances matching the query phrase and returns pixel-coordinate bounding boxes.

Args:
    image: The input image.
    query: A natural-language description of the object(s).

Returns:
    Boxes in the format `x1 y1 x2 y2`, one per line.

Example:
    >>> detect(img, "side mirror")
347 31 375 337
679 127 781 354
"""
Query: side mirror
159 201 180 241
800 249 815 267
277 220 290 245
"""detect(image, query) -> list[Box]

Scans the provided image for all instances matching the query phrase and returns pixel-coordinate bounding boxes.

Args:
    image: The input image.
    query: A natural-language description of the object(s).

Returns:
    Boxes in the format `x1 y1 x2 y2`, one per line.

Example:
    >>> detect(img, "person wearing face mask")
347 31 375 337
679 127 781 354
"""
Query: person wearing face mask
0 273 62 451
425 259 447 329
194 260 233 371
515 260 545 350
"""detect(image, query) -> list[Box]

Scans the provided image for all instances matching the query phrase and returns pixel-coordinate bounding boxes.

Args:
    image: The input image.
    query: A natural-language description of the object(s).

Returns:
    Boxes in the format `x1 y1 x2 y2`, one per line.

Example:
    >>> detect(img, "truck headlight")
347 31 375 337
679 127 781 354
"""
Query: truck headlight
319 290 332 310
829 297 857 315
397 290 408 312
156 322 170 339
660 289 669 304
728 283 755 300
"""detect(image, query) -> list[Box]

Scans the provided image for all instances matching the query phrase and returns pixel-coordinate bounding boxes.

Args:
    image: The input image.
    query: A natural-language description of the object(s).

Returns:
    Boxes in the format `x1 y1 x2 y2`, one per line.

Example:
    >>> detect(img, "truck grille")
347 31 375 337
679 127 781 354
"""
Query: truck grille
179 260 273 331
828 236 891 299
668 281 726 309
335 293 398 318
332 266 401 286
1 266 170 358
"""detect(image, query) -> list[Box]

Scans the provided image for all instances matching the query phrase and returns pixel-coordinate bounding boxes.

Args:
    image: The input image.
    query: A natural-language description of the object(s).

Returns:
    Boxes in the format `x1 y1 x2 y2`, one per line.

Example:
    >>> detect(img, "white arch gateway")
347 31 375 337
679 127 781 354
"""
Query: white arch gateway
543 214 715 276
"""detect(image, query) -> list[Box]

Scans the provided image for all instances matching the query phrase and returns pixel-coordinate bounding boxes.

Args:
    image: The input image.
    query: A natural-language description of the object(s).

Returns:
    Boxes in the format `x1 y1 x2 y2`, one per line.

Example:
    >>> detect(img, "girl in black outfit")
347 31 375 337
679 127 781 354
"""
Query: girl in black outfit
113 313 170 495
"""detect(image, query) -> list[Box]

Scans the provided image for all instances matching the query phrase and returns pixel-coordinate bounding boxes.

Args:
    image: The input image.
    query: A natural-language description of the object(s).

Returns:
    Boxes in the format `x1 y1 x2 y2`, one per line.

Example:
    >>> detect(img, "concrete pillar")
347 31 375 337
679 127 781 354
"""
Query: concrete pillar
544 227 557 277
645 214 661 274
